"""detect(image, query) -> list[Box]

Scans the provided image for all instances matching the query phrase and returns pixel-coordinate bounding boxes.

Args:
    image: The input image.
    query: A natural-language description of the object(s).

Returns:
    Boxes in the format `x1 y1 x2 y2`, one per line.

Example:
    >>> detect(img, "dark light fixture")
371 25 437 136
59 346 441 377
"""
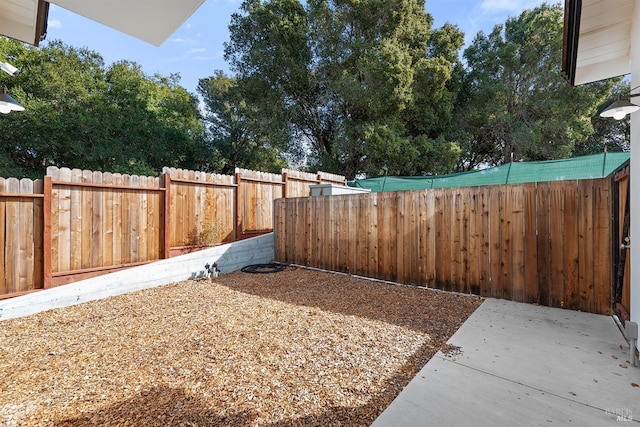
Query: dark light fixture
0 87 25 114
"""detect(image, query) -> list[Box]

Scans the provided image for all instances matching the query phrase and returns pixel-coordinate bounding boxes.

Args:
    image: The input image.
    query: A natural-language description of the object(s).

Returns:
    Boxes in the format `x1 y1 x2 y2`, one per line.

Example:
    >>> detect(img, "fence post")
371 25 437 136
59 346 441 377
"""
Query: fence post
282 171 288 198
43 176 52 289
163 173 171 259
235 171 242 240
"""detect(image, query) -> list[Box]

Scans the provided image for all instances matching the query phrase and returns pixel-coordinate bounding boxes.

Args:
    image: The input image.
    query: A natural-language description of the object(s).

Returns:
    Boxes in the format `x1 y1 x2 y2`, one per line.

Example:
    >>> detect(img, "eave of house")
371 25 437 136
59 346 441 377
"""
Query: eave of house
0 0 206 48
562 0 636 86
0 0 49 46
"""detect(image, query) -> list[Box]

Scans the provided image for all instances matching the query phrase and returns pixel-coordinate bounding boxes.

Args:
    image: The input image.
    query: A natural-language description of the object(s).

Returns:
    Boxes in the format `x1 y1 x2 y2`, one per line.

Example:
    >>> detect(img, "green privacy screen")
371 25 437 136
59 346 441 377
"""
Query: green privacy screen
349 152 630 193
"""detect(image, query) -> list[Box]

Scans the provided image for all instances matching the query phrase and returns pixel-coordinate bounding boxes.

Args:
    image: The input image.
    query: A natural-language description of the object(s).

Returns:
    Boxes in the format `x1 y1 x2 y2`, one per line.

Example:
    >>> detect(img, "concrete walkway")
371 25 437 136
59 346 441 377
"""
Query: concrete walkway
372 299 640 426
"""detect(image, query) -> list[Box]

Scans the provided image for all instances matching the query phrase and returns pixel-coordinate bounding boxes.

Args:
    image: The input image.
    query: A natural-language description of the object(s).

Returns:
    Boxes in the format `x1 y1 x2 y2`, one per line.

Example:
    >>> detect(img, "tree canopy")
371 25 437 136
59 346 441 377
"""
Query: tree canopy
453 3 619 170
0 38 206 178
221 0 463 179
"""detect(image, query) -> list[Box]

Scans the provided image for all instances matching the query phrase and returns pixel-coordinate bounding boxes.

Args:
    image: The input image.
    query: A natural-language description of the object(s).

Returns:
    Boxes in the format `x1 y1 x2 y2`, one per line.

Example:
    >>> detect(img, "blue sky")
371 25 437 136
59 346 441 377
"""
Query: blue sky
45 0 553 96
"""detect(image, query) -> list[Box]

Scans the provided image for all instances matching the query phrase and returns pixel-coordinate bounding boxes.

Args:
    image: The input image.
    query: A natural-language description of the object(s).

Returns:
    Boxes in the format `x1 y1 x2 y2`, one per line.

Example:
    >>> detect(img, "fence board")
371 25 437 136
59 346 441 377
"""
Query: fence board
593 179 612 314
468 191 480 295
6 179 19 293
423 191 435 287
511 185 525 302
523 184 538 303
479 189 491 296
19 179 33 291
0 179 6 295
549 182 565 308
578 180 594 312
488 188 501 298
563 184 579 310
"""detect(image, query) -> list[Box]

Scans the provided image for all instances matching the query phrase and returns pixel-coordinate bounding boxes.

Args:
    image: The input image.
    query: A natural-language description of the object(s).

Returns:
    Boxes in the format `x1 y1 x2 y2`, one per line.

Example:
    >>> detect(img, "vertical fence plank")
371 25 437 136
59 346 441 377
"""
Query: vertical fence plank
523 183 538 303
19 179 34 291
479 188 491 296
441 191 453 291
451 190 462 291
461 189 471 293
500 185 513 300
5 178 19 293
578 179 595 312
468 191 480 295
112 173 124 266
367 193 378 278
0 178 5 295
80 170 93 270
593 179 612 314
396 192 406 283
69 169 82 271
102 172 114 267
423 191 436 287
43 177 52 289
511 185 525 302
549 182 566 308
563 182 579 310
433 191 445 290
489 188 502 298
57 168 72 273
33 179 44 291
536 182 551 306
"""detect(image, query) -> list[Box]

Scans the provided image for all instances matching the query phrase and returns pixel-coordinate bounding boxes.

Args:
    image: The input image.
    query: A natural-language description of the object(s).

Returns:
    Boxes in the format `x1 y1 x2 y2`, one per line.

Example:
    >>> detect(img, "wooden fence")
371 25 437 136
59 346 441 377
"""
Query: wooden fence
0 166 345 298
275 179 614 314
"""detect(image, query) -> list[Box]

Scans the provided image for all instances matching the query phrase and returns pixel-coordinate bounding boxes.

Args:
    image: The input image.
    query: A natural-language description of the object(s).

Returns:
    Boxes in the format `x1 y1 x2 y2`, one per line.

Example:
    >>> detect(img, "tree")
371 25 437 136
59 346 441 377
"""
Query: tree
573 80 631 155
0 38 206 178
197 71 289 174
223 0 463 178
455 3 618 170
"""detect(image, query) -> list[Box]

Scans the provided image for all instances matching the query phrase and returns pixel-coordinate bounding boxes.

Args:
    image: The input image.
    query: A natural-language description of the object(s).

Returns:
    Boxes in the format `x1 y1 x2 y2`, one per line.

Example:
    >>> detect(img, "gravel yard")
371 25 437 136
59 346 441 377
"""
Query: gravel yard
0 266 482 426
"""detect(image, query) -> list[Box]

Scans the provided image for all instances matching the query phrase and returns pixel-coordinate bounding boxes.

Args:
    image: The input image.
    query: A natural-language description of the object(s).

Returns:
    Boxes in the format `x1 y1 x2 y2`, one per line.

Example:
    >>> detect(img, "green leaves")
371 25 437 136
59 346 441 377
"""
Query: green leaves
456 3 619 168
0 38 205 178
220 0 463 179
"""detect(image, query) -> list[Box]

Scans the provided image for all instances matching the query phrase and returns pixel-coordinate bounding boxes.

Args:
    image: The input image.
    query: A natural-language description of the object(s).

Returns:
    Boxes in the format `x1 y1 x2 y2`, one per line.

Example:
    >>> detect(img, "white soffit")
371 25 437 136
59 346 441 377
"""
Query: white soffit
0 0 41 45
49 0 206 46
574 0 636 85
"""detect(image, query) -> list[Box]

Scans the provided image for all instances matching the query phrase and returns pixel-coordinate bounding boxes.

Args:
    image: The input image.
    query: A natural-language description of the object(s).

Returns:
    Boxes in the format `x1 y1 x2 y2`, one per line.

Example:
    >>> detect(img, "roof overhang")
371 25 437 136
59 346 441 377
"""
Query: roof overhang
0 0 206 48
0 0 49 46
49 0 206 46
562 0 636 86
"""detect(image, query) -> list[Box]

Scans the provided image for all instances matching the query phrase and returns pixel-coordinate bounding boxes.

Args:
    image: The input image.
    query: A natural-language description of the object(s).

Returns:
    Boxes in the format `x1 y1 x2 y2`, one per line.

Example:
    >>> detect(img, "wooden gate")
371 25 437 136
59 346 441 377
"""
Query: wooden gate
614 164 631 322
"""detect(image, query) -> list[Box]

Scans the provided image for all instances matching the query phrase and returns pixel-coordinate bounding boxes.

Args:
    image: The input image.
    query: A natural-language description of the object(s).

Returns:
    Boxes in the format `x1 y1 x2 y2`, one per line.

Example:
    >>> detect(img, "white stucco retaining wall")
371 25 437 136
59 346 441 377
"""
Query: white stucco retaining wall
0 233 274 320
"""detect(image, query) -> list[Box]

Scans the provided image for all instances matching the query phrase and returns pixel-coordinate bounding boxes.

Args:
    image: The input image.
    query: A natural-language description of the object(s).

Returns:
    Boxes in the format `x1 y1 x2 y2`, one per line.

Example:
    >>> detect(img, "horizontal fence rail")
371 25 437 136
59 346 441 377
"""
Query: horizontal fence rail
0 166 345 298
275 179 614 315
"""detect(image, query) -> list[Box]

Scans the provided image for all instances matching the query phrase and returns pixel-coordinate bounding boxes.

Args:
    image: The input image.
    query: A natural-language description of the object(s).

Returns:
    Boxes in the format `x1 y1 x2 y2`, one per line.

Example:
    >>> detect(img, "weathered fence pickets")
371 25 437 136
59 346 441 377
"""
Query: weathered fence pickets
275 179 614 315
0 177 44 296
0 166 346 298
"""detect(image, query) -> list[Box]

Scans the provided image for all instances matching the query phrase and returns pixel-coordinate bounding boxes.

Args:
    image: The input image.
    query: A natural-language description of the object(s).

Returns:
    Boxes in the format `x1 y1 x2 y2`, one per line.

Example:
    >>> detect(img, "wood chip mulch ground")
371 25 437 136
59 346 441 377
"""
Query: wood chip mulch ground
0 266 483 426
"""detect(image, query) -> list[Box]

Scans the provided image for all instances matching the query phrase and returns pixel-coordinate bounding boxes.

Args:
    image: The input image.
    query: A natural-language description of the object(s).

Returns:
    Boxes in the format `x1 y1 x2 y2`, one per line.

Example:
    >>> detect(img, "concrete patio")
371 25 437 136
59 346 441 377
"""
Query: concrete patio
373 298 640 426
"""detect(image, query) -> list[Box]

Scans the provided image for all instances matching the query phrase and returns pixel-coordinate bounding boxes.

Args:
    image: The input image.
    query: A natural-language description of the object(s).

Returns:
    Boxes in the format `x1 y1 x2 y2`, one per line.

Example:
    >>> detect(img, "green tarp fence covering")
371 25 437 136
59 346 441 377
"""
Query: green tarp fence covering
348 152 630 193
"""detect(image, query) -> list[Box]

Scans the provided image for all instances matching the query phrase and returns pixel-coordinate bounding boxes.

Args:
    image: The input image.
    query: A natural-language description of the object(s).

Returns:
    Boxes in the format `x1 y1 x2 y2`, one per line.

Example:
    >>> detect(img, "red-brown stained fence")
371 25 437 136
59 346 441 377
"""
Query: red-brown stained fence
274 179 614 315
0 178 44 297
0 166 345 298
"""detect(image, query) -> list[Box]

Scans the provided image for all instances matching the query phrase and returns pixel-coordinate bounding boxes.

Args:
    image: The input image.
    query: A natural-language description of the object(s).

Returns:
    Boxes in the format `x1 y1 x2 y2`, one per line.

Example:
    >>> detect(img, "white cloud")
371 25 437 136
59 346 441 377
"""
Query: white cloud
479 0 547 14
48 19 62 29
186 47 207 55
